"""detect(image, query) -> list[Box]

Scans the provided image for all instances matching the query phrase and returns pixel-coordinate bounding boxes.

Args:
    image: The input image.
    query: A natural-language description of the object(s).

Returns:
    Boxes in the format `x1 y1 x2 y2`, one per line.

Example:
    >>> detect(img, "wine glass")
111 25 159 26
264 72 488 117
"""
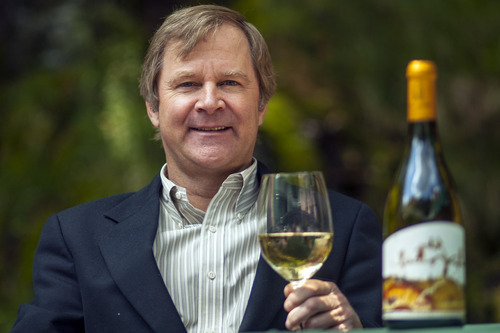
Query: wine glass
257 171 334 289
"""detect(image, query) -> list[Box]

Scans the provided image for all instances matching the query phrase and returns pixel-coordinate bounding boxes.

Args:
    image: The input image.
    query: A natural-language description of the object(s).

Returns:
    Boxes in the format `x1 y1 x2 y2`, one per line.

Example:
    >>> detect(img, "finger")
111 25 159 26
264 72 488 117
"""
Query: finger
285 281 363 330
329 312 363 332
284 283 294 298
306 295 362 330
329 281 343 296
302 303 347 329
284 280 334 308
285 291 338 329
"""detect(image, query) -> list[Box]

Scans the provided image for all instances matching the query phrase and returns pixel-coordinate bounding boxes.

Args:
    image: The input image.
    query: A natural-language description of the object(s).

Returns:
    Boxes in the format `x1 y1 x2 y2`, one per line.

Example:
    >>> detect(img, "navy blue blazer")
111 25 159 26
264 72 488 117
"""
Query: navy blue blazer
12 166 382 332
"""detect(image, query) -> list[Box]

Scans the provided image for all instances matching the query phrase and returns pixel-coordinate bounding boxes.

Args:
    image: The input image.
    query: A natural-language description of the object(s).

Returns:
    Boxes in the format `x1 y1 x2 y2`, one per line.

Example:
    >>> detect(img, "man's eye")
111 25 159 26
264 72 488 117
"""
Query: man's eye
221 80 239 86
179 82 195 88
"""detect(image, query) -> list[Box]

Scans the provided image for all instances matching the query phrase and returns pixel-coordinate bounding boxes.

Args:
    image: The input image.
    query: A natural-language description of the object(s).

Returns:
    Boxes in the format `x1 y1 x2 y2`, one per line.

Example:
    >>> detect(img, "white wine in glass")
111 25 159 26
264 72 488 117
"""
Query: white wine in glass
258 171 334 289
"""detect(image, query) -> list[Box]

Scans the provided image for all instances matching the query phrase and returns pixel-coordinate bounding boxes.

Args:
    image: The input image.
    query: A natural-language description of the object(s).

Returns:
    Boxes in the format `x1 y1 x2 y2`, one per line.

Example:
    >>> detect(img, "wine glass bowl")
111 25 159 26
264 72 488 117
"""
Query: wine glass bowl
257 171 334 288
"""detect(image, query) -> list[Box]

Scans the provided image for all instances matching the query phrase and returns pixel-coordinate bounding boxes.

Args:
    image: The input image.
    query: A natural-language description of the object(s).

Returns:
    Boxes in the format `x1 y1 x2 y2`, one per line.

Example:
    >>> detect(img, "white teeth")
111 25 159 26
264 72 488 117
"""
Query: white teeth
195 127 227 131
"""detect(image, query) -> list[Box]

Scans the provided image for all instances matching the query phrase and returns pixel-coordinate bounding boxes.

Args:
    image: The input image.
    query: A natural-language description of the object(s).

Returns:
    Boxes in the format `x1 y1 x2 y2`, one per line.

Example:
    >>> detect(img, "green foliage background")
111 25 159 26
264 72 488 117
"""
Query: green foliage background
1 0 499 330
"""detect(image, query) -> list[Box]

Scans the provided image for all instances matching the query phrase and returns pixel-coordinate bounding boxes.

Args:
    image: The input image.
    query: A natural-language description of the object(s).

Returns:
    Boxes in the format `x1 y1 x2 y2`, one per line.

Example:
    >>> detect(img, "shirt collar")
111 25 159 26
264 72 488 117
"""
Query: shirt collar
159 159 259 223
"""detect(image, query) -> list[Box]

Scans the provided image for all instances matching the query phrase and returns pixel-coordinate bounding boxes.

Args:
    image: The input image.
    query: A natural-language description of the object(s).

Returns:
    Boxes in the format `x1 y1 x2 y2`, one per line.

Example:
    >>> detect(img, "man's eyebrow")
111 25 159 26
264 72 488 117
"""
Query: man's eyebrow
223 70 251 83
167 71 196 87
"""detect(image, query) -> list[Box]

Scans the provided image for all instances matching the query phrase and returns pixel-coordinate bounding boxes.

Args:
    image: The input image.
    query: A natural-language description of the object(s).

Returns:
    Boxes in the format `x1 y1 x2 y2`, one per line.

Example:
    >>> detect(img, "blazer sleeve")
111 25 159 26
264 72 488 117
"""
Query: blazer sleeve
11 214 85 332
337 201 382 328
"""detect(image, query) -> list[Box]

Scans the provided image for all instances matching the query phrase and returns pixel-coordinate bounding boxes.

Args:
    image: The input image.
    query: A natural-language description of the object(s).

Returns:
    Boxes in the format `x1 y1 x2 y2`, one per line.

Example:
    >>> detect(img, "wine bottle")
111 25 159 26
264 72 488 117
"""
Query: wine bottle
382 60 466 328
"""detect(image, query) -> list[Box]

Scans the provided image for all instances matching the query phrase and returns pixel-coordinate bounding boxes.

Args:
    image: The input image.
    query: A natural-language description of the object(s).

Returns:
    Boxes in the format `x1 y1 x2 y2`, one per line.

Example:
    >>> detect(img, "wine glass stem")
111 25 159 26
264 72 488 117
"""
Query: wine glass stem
291 279 306 290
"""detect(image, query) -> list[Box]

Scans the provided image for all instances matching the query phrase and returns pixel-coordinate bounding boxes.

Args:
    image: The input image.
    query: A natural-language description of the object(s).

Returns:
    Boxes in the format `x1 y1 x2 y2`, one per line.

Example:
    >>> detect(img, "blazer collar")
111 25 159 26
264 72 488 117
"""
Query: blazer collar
99 174 187 332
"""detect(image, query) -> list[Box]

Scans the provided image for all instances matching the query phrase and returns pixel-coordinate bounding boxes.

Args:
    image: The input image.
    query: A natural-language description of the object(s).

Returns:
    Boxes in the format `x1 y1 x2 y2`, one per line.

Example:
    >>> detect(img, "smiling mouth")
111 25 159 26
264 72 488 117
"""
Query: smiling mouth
193 127 229 131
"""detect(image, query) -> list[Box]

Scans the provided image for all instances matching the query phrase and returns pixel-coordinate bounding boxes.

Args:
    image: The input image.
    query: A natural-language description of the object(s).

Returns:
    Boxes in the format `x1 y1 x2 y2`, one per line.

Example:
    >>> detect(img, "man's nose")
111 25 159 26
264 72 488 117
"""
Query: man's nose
195 84 225 114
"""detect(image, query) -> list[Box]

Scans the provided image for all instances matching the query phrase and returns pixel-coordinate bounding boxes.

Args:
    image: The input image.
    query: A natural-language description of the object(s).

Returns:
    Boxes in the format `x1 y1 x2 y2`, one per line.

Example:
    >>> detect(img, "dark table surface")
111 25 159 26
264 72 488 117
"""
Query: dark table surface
347 323 500 332
250 323 500 332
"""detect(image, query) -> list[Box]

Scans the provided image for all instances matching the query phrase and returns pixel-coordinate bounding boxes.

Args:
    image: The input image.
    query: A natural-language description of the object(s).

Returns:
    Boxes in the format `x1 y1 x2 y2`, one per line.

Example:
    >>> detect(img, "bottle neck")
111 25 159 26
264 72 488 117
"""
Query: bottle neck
407 121 439 144
406 68 441 153
404 121 444 166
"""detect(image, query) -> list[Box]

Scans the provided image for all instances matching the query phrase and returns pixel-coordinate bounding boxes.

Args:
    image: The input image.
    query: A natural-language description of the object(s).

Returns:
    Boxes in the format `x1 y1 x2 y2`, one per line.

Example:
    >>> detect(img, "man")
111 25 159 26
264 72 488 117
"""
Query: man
12 5 381 332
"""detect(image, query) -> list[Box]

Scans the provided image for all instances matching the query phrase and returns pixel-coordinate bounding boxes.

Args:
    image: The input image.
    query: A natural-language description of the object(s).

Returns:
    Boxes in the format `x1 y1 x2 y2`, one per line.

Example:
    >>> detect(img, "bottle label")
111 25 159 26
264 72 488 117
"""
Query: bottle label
382 221 466 321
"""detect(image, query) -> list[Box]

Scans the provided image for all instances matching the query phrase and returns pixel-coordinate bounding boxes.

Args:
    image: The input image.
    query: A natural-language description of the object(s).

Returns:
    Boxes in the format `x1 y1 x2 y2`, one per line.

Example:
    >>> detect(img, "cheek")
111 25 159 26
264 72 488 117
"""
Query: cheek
157 90 194 118
158 103 188 128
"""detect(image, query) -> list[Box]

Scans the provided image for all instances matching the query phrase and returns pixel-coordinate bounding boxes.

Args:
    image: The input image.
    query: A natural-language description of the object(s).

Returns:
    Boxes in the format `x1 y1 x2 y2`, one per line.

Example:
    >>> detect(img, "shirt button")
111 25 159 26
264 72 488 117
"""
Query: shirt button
207 271 216 280
175 192 183 200
176 223 183 230
208 226 216 233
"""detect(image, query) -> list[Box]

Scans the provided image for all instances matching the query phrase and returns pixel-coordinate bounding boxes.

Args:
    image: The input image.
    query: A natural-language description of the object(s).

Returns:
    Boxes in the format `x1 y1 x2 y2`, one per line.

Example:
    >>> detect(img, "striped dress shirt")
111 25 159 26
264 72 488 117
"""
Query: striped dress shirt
153 160 263 333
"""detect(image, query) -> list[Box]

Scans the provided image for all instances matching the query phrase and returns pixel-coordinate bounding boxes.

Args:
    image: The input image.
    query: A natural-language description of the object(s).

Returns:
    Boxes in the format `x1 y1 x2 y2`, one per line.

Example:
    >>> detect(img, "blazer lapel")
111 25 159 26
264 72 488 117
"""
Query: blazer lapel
239 257 288 332
99 175 186 332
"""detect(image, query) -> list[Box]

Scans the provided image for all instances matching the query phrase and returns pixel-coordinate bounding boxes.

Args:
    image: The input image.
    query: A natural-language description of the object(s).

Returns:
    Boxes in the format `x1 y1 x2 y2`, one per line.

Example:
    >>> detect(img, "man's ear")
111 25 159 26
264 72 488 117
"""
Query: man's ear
258 104 268 126
146 102 160 128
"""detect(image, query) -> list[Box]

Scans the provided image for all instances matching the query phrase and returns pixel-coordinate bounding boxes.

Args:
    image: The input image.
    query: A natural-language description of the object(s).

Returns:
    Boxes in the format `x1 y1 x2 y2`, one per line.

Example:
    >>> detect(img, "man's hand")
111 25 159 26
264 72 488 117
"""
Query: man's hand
283 279 363 331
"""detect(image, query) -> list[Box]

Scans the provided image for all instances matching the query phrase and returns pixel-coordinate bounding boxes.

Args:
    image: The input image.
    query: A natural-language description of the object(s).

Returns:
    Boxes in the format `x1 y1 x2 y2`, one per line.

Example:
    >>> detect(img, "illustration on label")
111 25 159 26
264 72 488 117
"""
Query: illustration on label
382 221 465 320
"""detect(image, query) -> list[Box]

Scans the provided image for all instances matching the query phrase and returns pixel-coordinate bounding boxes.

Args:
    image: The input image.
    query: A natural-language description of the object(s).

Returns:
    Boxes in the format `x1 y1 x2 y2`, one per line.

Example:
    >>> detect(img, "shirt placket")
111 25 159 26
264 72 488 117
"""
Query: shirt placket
197 192 229 333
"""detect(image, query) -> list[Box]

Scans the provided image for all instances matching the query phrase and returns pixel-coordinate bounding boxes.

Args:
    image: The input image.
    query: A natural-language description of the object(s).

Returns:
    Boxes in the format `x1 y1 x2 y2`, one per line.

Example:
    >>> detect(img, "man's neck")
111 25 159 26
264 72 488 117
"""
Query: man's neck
165 163 251 212
184 180 222 212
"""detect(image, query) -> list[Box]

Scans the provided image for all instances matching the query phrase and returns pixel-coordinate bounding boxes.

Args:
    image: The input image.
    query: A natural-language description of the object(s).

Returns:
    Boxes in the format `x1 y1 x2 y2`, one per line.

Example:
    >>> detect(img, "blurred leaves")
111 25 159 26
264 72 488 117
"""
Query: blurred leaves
0 1 162 329
1 0 500 330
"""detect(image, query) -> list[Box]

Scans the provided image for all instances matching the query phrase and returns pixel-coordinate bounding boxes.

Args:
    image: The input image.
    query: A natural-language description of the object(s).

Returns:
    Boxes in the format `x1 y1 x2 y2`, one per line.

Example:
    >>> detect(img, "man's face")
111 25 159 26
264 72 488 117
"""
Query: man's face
147 24 267 179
